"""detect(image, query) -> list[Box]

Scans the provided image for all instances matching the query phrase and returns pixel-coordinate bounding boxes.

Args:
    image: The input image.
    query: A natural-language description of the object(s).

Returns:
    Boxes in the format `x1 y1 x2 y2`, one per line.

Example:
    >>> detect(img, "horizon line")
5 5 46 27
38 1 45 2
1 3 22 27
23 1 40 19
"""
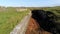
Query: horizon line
0 5 60 7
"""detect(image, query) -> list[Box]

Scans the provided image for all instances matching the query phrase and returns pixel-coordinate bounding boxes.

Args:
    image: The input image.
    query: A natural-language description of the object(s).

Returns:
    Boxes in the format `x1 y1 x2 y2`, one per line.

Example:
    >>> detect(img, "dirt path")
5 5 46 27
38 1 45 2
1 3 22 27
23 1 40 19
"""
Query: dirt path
25 17 52 34
10 14 31 34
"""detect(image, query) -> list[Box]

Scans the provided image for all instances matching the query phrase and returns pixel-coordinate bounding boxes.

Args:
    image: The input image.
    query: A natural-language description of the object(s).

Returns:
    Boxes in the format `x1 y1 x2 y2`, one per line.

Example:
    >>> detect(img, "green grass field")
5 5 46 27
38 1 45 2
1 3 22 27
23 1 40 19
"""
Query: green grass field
0 9 29 34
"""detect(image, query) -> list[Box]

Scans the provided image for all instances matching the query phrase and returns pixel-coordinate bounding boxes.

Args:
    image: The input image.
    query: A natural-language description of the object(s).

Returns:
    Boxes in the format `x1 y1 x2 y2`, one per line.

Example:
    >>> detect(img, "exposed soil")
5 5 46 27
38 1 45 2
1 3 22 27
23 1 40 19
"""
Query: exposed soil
25 17 52 34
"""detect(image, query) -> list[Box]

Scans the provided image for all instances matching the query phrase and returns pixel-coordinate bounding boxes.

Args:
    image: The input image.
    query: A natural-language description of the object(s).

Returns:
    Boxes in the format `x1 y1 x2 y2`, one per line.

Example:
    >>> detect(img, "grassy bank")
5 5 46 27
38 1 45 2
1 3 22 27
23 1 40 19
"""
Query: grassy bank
0 10 29 34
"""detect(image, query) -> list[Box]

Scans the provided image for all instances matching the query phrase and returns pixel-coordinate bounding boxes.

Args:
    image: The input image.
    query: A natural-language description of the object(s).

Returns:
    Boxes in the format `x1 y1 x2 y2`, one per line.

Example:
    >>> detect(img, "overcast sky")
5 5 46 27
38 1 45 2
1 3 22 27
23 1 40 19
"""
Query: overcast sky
0 0 60 7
